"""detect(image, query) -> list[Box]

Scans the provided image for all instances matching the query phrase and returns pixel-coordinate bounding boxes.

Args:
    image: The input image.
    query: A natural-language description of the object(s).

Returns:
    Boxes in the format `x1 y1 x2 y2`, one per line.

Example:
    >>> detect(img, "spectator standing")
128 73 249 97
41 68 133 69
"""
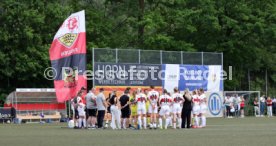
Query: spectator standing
253 97 259 117
240 96 245 118
224 96 232 118
109 91 121 130
266 97 273 117
260 95 266 117
96 88 107 129
272 97 276 116
85 88 97 129
233 95 241 117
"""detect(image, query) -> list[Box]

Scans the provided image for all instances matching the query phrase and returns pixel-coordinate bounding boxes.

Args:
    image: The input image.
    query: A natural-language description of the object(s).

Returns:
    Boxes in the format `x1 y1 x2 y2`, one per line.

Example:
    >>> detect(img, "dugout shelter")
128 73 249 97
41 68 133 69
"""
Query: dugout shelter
4 88 67 123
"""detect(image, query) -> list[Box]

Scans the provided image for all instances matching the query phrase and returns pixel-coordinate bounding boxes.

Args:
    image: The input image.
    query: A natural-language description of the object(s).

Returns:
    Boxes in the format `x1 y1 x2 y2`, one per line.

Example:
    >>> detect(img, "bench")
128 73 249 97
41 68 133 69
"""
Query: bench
17 114 61 123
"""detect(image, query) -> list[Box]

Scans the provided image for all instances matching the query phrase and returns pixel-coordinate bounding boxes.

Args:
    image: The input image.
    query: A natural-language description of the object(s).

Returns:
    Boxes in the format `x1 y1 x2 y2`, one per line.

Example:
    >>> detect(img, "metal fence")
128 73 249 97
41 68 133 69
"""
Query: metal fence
93 48 223 65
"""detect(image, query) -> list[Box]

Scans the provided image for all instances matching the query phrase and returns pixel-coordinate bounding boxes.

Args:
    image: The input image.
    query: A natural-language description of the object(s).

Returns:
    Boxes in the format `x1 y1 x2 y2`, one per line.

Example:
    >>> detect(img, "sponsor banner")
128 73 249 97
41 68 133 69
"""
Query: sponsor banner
163 64 223 92
205 92 223 117
0 108 12 119
178 65 209 91
94 63 162 86
162 64 180 92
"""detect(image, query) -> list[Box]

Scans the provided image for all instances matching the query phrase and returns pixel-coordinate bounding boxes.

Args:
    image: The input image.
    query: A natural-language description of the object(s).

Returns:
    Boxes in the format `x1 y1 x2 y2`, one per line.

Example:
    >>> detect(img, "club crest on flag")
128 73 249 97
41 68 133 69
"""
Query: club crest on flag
58 16 80 48
58 33 78 48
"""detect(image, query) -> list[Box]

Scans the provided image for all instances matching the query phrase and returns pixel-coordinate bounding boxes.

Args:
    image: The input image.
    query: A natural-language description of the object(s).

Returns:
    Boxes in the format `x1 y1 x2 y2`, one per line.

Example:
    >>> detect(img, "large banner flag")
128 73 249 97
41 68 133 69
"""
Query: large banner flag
49 10 86 102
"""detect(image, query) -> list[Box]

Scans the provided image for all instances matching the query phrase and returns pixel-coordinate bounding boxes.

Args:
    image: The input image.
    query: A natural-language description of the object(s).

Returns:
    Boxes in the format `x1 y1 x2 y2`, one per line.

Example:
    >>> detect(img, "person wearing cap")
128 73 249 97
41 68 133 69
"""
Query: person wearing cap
96 88 107 129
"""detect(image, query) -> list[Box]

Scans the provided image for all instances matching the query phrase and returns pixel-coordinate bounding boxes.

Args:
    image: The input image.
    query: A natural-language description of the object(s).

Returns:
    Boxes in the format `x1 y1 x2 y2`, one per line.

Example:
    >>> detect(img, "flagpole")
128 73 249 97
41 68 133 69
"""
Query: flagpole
92 48 95 88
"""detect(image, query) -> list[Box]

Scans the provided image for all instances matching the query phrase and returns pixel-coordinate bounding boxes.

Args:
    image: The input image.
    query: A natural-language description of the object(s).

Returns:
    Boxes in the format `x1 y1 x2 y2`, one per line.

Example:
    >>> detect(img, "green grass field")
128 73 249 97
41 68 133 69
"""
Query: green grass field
0 117 275 146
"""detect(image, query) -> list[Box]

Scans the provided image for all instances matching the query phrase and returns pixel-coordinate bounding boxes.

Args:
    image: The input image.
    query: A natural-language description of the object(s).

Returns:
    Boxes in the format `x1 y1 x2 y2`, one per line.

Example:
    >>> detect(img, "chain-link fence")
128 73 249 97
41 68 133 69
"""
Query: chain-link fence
93 48 223 65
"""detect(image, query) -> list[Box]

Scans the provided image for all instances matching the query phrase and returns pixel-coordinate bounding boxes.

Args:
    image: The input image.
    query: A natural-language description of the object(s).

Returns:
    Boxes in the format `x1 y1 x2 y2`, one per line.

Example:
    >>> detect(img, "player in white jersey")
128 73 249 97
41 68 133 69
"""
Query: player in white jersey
77 99 86 128
158 89 172 129
147 86 159 129
192 90 200 128
199 88 207 128
135 88 147 129
171 87 184 129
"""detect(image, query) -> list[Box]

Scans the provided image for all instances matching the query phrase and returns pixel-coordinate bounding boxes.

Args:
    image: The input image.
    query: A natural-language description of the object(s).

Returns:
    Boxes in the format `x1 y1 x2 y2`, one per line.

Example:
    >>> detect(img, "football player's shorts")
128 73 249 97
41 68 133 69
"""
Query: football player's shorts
137 105 147 115
200 104 208 114
193 105 200 115
159 105 170 116
148 104 158 114
172 104 182 114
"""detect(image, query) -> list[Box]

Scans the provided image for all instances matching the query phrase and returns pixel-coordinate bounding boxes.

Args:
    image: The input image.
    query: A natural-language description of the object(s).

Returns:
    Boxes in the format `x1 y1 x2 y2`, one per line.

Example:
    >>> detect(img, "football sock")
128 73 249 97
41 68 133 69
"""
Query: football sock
143 117 147 129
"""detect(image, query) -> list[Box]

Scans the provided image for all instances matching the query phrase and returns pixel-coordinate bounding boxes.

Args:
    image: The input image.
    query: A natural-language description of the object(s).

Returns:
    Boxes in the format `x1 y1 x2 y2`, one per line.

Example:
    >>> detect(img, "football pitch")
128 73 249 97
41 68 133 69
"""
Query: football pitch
0 117 275 146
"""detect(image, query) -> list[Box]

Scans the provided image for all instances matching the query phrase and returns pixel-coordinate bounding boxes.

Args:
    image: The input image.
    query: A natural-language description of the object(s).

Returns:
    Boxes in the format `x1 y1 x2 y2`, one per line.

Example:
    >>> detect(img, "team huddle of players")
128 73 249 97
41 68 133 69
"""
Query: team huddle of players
71 86 207 130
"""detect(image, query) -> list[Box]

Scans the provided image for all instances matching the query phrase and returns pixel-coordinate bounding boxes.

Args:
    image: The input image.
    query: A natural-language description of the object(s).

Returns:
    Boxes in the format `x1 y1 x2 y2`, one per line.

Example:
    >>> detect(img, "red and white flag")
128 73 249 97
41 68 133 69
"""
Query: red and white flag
49 10 87 102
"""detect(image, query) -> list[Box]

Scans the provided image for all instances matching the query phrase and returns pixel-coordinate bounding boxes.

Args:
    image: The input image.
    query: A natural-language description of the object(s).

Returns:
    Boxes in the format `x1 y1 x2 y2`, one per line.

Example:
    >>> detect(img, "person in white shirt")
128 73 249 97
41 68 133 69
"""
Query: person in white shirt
233 95 241 117
192 90 200 128
260 95 266 117
135 88 147 129
147 86 159 129
199 88 207 127
171 87 184 129
109 91 121 130
77 99 86 128
71 90 83 127
158 89 172 129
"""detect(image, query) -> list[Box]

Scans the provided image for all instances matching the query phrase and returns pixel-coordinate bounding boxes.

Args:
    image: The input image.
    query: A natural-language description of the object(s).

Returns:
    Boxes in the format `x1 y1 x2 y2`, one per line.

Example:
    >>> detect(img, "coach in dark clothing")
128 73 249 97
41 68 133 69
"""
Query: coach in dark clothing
120 89 131 129
181 90 192 128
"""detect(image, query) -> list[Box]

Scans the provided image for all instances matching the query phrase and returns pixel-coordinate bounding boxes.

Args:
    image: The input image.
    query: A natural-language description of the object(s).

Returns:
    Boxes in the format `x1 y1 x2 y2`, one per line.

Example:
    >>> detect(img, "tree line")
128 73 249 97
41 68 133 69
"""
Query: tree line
0 0 275 105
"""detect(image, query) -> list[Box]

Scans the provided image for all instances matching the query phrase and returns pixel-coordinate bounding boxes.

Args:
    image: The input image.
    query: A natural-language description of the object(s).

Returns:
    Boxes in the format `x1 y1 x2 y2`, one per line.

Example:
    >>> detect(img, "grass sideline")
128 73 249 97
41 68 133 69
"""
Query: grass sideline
0 117 275 146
